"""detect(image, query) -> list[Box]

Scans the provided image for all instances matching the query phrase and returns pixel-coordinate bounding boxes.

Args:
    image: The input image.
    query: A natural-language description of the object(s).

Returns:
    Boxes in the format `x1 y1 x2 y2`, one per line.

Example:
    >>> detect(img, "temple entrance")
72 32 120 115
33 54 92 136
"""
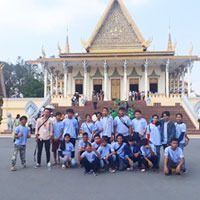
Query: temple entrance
111 79 120 100
93 79 102 94
129 78 139 92
149 78 158 93
75 79 83 94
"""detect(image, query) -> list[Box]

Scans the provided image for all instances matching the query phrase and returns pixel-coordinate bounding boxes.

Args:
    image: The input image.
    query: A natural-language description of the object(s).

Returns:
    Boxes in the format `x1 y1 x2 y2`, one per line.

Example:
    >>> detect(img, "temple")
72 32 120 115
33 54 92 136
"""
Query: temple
1 0 200 133
29 0 199 101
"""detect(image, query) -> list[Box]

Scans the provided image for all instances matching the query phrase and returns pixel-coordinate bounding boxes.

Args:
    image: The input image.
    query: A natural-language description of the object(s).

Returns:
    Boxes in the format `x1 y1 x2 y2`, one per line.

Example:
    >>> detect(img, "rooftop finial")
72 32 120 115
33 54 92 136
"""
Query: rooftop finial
189 43 193 56
57 42 62 55
65 27 70 53
167 25 173 51
41 46 46 58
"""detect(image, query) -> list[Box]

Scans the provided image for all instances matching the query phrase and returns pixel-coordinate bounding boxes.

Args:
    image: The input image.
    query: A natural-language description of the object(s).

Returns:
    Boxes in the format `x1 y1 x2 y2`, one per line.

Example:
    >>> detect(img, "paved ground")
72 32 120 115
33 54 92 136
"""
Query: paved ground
0 138 200 200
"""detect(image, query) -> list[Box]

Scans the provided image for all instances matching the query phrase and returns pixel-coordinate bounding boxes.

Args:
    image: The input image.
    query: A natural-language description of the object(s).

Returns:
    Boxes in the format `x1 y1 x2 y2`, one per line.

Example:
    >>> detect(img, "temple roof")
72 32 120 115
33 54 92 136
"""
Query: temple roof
82 0 149 53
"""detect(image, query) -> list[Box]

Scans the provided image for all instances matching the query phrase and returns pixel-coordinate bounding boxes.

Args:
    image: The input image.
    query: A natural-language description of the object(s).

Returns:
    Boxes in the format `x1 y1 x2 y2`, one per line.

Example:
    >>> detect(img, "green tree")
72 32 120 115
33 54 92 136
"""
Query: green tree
3 57 44 98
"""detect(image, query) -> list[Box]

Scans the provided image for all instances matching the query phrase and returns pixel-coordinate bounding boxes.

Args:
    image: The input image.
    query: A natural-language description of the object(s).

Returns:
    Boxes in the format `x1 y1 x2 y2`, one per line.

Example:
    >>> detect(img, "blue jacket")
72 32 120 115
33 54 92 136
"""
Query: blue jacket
160 119 176 144
125 143 141 158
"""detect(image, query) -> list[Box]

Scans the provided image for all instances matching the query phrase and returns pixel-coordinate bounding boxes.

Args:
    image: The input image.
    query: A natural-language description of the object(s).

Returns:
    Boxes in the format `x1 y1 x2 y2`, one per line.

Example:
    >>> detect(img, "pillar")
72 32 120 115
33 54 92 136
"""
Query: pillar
43 63 48 97
55 71 59 95
60 74 63 94
165 59 170 97
63 61 68 98
103 60 108 101
144 60 149 98
173 73 176 94
50 67 54 96
187 61 192 97
182 69 185 94
83 60 88 99
123 60 128 100
177 71 180 94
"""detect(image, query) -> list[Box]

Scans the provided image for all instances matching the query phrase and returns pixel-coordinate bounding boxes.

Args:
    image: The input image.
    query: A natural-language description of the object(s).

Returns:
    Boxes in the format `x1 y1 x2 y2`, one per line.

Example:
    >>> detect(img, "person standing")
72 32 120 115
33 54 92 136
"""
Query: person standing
92 92 98 110
35 108 53 168
12 114 20 141
160 111 176 150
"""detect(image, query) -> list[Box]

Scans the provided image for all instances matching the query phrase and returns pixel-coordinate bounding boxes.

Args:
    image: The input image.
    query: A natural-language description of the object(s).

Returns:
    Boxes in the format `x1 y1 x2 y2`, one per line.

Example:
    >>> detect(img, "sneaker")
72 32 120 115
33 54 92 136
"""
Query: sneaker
22 164 26 168
183 169 189 174
138 168 145 172
10 167 16 171
127 167 133 171
47 162 51 168
34 163 40 169
109 169 116 173
93 172 98 176
62 165 66 169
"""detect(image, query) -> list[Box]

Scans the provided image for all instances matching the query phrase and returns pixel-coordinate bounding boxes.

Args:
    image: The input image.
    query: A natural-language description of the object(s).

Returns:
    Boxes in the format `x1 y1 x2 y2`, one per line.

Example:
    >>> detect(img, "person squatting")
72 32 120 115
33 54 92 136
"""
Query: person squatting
10 107 189 177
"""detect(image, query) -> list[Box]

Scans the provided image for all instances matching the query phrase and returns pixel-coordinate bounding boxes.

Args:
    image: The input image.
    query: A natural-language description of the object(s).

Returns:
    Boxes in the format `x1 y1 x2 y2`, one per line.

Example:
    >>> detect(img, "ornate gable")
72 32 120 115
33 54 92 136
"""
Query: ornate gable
83 0 148 53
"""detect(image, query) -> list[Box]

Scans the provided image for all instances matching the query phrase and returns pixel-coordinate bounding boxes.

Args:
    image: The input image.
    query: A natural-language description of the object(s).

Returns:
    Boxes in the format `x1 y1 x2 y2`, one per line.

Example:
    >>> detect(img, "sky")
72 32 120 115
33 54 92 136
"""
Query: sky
0 0 200 93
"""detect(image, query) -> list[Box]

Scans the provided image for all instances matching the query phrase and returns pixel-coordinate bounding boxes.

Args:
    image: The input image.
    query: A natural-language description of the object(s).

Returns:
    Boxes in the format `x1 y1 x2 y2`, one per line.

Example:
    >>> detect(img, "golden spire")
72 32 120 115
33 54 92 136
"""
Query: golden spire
41 46 46 58
167 32 173 51
65 28 70 53
189 43 193 56
57 42 62 55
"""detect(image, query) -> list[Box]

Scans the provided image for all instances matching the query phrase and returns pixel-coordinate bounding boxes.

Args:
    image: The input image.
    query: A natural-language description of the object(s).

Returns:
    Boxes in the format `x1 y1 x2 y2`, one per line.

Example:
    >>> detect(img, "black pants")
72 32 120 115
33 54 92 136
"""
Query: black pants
128 155 142 168
93 102 97 110
167 160 180 171
115 155 127 171
142 155 159 169
70 138 76 158
37 139 50 164
162 144 168 150
81 157 99 173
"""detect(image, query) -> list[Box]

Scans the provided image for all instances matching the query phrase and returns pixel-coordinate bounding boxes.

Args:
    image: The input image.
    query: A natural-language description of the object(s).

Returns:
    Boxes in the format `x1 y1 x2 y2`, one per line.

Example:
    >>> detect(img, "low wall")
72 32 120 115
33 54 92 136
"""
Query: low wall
0 98 45 132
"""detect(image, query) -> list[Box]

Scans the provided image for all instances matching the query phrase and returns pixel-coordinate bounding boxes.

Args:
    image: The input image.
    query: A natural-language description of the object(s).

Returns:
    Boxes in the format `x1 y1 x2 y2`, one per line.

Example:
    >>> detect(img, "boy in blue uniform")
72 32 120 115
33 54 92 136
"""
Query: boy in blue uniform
147 114 161 166
101 107 113 143
94 112 103 136
59 134 76 169
132 110 147 140
98 136 115 172
125 136 143 171
140 138 159 170
11 116 31 171
52 112 64 165
92 134 101 150
164 138 184 175
78 142 101 176
113 107 132 143
80 114 96 141
78 133 90 154
63 109 79 148
112 134 128 171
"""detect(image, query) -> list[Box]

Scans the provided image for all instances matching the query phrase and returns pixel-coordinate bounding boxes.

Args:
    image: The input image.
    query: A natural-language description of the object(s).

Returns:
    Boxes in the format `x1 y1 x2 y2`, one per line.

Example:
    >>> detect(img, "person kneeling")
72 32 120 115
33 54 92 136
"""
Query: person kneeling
140 138 159 170
78 142 101 176
164 138 184 176
97 136 116 173
59 134 76 169
125 136 144 171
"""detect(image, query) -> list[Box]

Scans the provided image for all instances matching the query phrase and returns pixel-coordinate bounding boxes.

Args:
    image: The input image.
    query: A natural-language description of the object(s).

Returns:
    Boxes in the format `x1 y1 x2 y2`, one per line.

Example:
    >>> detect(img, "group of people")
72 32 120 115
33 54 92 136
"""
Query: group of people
129 91 145 101
10 106 189 177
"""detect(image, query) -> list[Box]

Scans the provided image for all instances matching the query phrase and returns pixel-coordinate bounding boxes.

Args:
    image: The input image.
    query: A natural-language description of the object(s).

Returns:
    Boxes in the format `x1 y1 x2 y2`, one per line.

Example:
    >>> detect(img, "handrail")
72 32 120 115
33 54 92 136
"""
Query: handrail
181 94 198 121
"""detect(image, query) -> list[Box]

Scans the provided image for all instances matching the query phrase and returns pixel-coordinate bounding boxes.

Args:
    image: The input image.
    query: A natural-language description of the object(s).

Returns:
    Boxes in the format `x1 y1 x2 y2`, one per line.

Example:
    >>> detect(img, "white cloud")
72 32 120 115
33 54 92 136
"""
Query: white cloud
0 0 107 34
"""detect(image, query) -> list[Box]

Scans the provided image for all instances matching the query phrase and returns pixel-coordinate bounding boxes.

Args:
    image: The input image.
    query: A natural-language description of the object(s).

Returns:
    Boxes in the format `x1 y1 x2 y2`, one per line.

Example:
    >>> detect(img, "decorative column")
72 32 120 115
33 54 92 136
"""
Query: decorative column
83 60 88 99
43 62 48 97
55 71 59 95
103 60 108 101
123 60 128 100
181 69 185 94
144 60 149 99
50 67 54 96
173 73 176 94
165 59 170 97
169 74 172 93
59 74 63 94
177 71 180 94
187 60 193 97
63 61 68 98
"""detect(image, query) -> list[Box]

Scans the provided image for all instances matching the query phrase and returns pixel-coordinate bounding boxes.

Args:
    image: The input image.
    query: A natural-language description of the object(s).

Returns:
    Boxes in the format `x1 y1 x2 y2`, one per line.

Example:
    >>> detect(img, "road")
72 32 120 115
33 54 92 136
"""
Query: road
0 138 200 200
